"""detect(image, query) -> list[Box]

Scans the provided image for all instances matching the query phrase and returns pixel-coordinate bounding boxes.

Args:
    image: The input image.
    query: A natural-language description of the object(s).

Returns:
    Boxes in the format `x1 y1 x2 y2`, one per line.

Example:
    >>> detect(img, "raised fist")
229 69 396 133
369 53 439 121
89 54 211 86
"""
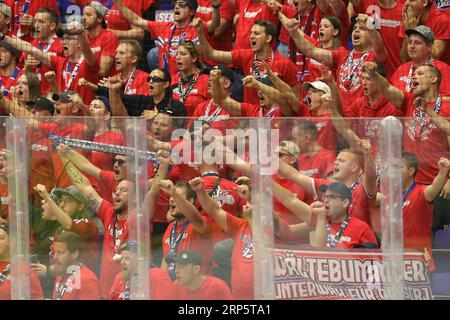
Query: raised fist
44 71 56 83
189 177 205 192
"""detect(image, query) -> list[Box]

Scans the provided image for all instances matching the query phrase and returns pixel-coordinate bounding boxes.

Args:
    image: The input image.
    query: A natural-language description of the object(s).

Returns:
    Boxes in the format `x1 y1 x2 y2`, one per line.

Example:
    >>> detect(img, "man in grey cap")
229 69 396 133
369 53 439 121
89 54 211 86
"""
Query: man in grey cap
391 25 450 95
0 3 11 35
83 2 120 78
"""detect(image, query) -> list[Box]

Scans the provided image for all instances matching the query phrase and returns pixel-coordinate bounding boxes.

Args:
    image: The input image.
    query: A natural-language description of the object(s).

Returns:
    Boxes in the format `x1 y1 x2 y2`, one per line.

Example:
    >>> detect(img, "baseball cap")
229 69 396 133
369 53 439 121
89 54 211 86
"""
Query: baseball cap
86 1 107 18
52 90 76 103
0 41 19 57
275 140 300 157
405 25 435 44
301 81 331 96
0 3 12 18
53 185 87 204
319 182 352 202
171 250 202 266
26 97 55 115
211 65 234 82
93 96 111 114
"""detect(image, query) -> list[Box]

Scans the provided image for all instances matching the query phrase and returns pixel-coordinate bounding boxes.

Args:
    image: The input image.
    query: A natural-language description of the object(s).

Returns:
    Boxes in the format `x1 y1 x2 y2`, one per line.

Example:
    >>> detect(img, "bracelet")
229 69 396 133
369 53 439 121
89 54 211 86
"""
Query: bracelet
212 3 221 8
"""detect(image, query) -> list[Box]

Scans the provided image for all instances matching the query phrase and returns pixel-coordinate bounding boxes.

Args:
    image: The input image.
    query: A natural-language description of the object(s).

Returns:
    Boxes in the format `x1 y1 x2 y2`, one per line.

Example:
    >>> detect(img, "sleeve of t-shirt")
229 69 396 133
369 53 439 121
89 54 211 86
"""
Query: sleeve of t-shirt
225 212 246 237
146 21 168 40
239 103 260 117
230 49 251 71
97 199 113 223
99 169 116 190
331 48 345 69
431 14 450 40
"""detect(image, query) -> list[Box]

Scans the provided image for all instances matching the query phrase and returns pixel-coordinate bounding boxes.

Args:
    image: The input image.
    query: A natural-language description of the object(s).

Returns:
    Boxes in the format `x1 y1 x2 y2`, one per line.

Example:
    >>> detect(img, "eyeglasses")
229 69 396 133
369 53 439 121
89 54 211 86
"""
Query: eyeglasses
147 76 166 83
112 158 126 166
322 194 343 201
174 1 189 7
58 198 76 205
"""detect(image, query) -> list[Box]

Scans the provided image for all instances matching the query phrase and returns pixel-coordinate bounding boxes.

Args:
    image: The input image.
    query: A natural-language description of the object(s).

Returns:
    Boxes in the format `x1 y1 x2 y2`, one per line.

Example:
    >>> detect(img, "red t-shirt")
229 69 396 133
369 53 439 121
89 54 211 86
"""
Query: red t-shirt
173 275 234 300
0 261 43 300
302 43 346 85
67 218 100 273
109 268 174 300
332 49 378 108
0 183 8 220
227 212 253 300
399 9 450 65
49 55 99 104
190 99 239 134
297 108 338 152
390 60 450 96
91 131 126 172
402 93 450 184
172 73 210 117
26 35 64 94
52 265 101 300
196 0 235 64
311 178 376 226
146 21 199 76
97 200 129 299
98 170 119 204
240 102 285 117
354 0 404 73
122 69 150 95
6 0 59 38
87 29 120 76
273 174 306 224
298 148 335 179
326 216 378 248
162 216 225 272
402 183 434 251
0 67 23 100
29 133 54 205
231 49 298 104
234 0 278 50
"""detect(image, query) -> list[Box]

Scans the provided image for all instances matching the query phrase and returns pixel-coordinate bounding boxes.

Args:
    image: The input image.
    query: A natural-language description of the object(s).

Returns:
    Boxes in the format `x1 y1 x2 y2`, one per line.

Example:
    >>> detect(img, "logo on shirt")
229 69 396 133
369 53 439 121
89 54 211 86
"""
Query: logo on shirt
299 169 319 177
244 9 262 18
209 186 236 206
403 200 411 208
241 233 254 259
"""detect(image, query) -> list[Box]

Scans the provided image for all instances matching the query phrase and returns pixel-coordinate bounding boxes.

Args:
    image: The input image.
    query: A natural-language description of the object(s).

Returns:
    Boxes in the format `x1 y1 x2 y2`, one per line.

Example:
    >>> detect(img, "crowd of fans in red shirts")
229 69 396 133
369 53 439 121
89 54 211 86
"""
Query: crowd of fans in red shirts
0 0 448 300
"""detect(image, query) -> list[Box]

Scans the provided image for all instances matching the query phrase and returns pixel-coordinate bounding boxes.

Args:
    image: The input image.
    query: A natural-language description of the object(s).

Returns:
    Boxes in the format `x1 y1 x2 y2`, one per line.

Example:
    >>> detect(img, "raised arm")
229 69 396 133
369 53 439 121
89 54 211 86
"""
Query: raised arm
106 76 129 116
416 96 450 136
211 68 243 116
115 0 149 30
3 34 50 66
146 153 170 213
278 159 315 194
34 184 74 230
278 12 334 67
193 18 232 64
364 62 405 109
189 177 228 232
359 139 377 198
424 158 450 202
356 14 388 63
205 0 223 35
272 180 313 223
57 144 101 180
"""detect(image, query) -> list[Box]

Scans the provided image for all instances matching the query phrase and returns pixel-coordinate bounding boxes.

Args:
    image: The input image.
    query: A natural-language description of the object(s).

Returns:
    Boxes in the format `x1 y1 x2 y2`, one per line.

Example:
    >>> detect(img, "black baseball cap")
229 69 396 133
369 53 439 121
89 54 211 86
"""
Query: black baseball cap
211 65 234 83
27 97 55 115
319 181 352 202
0 41 19 57
93 96 111 114
171 249 202 266
52 90 76 103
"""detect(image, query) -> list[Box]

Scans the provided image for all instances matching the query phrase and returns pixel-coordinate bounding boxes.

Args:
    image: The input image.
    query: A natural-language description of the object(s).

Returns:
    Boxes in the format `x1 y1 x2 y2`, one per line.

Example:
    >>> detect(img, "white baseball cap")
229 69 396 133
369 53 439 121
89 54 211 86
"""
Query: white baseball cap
301 81 331 96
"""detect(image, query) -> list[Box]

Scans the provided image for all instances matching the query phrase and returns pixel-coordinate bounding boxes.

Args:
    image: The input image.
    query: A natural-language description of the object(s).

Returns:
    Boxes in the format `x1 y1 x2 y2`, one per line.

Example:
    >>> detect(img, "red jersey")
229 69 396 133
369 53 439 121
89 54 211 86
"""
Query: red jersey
173 275 234 300
162 216 225 272
327 216 378 248
196 0 235 65
76 0 153 31
190 98 239 134
6 0 59 39
302 43 346 85
122 68 150 95
240 102 285 118
97 200 129 299
273 174 306 224
0 183 8 220
402 183 434 251
0 261 43 300
91 131 126 172
402 93 450 184
49 55 99 104
312 178 376 226
146 21 199 76
52 265 101 300
87 28 120 76
231 49 298 104
234 0 278 50
0 67 22 100
354 0 403 73
399 9 450 65
390 60 450 96
298 148 335 179
98 170 119 204
29 133 54 205
172 73 209 117
332 49 378 108
297 108 338 152
227 212 253 300
25 35 64 94
109 268 174 300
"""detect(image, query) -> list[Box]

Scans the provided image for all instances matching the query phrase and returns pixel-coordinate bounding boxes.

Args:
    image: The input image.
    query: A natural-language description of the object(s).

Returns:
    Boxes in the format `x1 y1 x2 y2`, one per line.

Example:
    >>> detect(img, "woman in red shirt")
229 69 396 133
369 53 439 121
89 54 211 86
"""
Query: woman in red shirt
172 41 209 117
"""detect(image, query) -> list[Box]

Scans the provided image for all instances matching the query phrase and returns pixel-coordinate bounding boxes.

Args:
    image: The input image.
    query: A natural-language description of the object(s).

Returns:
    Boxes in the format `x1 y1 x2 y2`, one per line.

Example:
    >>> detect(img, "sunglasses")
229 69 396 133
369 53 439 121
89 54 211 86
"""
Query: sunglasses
147 76 166 83
174 1 189 7
112 158 126 166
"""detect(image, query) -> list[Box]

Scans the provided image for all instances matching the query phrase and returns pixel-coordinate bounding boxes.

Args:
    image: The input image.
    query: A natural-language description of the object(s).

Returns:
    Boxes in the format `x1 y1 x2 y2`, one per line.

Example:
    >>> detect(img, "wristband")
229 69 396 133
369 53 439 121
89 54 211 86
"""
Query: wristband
212 3 221 8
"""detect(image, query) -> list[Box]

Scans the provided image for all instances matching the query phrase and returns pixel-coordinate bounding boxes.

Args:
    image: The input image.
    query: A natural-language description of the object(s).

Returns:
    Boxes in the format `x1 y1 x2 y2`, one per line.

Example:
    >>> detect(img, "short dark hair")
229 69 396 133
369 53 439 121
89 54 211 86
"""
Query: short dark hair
175 181 196 201
293 120 318 140
254 20 278 43
402 152 419 177
37 8 59 25
54 231 84 253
